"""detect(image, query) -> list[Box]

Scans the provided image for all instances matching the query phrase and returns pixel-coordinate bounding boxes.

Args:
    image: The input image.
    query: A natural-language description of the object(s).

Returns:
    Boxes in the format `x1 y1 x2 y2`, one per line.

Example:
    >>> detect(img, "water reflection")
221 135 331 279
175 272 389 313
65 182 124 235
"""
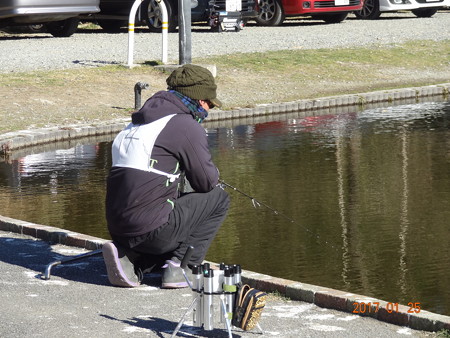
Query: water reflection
0 139 113 239
399 126 409 300
1 101 449 316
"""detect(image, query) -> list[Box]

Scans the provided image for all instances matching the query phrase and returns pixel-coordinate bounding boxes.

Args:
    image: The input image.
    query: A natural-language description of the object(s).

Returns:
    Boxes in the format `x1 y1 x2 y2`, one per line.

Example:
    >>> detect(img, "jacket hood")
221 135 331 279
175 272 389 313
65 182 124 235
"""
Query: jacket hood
131 91 190 124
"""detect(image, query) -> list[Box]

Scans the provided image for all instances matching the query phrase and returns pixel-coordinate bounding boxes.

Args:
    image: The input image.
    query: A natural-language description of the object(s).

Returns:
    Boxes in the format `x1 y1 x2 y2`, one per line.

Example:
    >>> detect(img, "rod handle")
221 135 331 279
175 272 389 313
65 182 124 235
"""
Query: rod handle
181 246 194 269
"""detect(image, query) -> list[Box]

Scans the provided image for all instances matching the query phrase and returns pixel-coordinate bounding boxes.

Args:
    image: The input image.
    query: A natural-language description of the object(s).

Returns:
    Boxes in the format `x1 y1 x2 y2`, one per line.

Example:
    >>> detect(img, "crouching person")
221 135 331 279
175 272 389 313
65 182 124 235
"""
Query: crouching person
103 64 230 288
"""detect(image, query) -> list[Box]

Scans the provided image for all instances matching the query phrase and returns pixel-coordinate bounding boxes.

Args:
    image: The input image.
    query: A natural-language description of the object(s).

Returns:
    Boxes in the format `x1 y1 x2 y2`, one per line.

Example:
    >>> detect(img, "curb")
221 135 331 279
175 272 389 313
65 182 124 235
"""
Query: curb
0 215 106 251
1 83 449 154
1 214 449 332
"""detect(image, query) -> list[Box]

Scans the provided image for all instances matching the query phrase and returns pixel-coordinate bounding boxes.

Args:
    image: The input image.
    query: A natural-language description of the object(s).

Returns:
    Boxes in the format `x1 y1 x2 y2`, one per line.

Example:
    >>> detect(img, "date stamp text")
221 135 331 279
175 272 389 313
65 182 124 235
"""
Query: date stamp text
352 302 421 314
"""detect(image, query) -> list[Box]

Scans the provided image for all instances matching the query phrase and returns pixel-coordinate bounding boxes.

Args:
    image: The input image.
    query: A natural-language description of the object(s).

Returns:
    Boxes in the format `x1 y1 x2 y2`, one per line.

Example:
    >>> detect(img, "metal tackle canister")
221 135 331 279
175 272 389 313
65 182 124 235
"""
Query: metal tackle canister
223 267 236 324
217 263 227 323
191 265 203 327
212 263 225 293
202 262 210 275
203 268 214 330
233 264 242 285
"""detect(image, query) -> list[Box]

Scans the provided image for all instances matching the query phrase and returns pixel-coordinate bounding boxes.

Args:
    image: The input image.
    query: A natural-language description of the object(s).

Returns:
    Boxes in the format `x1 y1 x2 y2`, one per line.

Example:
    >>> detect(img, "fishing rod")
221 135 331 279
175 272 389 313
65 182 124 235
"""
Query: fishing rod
219 179 338 251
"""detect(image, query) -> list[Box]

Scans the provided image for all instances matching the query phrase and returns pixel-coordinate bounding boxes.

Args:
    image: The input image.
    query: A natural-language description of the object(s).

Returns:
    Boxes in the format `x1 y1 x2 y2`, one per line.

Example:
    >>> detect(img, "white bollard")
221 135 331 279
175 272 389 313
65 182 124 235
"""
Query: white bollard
127 0 144 67
158 0 169 64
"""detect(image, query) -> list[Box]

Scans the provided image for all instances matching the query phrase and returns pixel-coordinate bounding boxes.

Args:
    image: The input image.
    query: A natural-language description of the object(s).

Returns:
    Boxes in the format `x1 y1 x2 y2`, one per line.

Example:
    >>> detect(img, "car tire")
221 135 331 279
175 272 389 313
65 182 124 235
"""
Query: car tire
255 0 285 26
28 24 45 33
411 7 439 18
211 23 223 33
313 13 348 23
97 19 127 33
46 17 79 37
143 0 177 33
354 0 381 20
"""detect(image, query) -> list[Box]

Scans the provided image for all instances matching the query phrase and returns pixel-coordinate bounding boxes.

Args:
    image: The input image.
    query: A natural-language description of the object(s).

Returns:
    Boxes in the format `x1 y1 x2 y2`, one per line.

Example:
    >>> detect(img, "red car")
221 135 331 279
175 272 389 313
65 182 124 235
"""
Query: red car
255 0 364 25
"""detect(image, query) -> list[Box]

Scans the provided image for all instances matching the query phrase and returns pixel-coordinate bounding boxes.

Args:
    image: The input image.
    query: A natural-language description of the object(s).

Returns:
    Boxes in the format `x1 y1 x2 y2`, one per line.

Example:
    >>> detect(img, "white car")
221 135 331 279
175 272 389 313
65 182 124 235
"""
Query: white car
0 0 99 36
355 0 449 19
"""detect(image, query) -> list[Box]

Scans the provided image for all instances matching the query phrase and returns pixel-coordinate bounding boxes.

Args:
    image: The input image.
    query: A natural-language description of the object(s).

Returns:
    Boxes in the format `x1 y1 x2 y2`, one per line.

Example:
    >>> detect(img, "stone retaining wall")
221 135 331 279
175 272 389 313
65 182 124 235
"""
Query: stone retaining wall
1 83 448 154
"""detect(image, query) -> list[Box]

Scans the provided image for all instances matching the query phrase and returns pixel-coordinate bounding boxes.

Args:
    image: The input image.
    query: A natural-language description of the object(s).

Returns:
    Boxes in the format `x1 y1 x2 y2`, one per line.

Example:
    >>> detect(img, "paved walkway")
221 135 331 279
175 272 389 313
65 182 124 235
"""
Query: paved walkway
1 215 448 337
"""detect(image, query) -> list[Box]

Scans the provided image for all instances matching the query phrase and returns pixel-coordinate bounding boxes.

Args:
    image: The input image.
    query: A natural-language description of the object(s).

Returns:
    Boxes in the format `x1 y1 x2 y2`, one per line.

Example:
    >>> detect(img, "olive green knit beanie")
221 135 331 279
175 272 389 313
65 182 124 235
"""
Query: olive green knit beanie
166 64 222 108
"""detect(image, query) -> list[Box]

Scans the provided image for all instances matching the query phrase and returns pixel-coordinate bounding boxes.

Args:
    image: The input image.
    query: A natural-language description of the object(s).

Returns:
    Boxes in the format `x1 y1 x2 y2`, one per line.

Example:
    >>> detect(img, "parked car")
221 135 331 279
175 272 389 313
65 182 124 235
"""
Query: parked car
0 0 100 37
254 0 364 26
354 0 450 19
85 0 257 32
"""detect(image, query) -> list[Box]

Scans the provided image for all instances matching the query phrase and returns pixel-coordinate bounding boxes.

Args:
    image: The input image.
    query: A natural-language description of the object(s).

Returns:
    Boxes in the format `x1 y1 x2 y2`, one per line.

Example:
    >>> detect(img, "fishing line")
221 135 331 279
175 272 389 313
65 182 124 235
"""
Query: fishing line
219 179 339 252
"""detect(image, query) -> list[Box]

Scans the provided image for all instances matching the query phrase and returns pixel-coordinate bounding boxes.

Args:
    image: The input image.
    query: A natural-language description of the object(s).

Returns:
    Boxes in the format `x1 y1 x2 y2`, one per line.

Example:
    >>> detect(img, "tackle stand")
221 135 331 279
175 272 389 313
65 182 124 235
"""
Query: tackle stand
208 0 244 32
171 246 264 337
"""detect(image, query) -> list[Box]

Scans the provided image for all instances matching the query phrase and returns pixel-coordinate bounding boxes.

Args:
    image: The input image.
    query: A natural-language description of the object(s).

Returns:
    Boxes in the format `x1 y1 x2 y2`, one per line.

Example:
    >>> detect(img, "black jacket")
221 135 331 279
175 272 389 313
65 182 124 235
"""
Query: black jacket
105 91 219 237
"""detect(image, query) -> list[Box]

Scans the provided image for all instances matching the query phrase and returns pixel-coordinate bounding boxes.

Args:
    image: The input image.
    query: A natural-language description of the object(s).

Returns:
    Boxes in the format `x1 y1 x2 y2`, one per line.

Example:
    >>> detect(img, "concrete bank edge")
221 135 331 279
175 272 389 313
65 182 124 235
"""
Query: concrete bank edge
1 83 449 154
1 214 449 332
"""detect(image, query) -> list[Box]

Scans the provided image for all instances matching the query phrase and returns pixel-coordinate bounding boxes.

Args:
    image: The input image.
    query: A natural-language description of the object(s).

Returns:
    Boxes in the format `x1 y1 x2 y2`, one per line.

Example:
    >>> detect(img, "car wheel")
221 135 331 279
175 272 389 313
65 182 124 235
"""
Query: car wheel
143 0 177 33
354 0 381 20
97 20 127 33
411 7 439 18
255 0 285 26
46 18 79 37
313 13 348 23
28 24 45 33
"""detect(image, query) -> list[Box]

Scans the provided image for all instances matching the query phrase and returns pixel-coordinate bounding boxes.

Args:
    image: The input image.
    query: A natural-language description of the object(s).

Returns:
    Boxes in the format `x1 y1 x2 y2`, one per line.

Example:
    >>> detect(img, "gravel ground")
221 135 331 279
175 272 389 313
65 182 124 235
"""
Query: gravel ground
1 12 449 73
0 12 449 133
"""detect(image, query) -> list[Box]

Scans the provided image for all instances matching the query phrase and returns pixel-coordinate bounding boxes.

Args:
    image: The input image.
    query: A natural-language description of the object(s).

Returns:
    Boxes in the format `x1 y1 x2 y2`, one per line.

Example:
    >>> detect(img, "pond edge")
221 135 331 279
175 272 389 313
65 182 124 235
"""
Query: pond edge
1 83 449 155
0 214 449 333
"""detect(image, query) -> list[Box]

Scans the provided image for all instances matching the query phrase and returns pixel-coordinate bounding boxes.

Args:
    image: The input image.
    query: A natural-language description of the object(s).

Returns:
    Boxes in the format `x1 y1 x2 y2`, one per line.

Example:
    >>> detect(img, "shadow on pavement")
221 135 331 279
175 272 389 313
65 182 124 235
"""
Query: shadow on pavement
0 235 166 288
0 236 107 284
99 313 245 337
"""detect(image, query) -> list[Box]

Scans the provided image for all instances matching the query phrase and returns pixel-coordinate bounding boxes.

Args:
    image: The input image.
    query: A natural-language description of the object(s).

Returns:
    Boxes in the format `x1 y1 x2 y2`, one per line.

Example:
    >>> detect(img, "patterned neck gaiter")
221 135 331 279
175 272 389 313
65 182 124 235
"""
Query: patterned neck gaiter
170 90 208 123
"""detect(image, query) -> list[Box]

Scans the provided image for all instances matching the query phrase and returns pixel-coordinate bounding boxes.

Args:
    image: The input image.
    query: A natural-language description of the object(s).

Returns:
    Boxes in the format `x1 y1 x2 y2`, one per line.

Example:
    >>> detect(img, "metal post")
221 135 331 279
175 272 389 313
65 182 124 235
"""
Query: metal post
178 0 192 65
134 82 149 109
127 0 144 67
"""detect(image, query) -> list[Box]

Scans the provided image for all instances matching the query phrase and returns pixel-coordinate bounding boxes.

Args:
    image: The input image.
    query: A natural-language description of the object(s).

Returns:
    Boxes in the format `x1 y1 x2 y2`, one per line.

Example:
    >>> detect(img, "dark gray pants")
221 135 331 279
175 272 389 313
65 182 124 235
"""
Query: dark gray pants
114 186 230 266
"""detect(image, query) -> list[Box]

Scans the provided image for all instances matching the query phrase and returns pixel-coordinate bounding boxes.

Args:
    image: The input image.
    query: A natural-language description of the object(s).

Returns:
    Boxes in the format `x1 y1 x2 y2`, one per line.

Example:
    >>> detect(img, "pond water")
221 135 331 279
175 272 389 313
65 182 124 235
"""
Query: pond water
1 101 449 316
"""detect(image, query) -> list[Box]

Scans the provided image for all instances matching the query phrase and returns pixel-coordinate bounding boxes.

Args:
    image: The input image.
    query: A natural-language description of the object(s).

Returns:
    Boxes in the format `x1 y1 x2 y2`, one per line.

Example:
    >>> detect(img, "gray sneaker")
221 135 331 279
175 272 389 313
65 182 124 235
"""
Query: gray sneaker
161 259 191 289
102 241 142 287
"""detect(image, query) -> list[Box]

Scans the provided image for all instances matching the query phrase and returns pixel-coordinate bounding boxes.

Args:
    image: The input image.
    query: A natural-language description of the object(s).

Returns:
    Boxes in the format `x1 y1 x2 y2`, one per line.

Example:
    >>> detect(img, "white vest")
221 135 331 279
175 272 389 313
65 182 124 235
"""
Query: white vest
111 114 180 182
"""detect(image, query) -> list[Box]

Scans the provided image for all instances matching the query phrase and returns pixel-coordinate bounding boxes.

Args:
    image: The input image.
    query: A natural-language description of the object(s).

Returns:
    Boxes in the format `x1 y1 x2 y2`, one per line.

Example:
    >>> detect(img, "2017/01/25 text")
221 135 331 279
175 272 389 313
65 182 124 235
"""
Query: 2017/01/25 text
352 302 421 314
